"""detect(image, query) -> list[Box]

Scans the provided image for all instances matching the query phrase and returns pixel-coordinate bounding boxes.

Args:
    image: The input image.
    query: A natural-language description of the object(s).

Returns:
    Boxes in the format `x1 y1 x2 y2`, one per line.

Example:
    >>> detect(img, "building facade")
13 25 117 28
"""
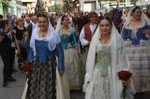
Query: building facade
0 0 36 18
0 0 13 17
79 0 150 12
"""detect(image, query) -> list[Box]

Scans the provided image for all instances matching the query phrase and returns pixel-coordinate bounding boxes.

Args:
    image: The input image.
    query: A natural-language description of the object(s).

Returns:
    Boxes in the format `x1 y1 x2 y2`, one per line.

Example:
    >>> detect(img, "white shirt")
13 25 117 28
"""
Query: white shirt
79 24 97 46
24 21 31 29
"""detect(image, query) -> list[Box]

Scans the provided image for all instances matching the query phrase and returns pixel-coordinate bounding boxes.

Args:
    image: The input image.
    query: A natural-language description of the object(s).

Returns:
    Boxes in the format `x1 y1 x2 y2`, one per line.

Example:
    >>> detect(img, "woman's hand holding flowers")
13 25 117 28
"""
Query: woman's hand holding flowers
118 70 133 99
21 62 31 76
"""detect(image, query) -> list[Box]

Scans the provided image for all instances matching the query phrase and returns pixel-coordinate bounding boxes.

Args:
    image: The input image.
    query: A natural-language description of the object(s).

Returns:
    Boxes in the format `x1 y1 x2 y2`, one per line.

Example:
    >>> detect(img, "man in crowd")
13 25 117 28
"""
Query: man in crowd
79 11 99 67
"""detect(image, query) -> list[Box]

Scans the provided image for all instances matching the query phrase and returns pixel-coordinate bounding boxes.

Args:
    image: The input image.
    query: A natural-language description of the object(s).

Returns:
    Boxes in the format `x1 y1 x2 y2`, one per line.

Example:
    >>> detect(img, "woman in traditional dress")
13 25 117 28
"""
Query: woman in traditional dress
56 15 84 90
22 13 70 99
83 16 134 99
121 6 150 93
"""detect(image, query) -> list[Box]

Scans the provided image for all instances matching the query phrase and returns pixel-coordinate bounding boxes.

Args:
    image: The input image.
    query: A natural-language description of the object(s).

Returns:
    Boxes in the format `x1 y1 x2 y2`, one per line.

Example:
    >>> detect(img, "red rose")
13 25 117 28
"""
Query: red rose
22 64 30 71
118 70 132 81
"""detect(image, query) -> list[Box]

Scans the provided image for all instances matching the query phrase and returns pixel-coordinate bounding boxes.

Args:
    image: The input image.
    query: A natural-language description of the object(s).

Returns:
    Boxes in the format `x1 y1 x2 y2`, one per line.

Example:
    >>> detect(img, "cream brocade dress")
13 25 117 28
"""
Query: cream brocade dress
59 27 84 90
92 41 113 99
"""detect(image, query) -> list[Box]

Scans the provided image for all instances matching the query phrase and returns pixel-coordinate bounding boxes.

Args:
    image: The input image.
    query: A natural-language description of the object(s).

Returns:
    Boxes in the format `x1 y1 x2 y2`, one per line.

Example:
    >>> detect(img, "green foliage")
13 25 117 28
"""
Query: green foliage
49 4 62 12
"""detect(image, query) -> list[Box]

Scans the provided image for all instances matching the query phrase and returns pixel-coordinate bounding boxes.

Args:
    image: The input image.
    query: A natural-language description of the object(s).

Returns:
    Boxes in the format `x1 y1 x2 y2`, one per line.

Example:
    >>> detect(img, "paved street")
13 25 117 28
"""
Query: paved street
0 56 26 99
0 56 150 99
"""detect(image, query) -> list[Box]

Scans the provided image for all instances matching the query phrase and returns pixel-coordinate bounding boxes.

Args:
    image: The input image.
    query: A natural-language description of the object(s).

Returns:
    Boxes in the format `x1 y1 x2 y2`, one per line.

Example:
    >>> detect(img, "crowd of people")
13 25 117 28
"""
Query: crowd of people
0 6 150 99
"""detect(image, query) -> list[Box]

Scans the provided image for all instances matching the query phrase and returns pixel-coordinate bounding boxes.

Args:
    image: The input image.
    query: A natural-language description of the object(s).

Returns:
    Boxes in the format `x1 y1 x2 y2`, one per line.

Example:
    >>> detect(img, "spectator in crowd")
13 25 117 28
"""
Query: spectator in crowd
73 12 88 53
13 18 27 68
99 12 104 20
0 20 20 87
79 11 99 67
24 16 31 29
13 18 26 41
27 16 37 39
19 31 30 63
111 8 122 33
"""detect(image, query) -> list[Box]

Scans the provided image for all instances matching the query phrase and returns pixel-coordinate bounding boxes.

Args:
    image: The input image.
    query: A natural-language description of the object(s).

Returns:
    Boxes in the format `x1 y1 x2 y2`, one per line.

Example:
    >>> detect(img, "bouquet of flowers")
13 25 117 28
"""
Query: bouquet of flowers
21 63 31 76
118 70 132 99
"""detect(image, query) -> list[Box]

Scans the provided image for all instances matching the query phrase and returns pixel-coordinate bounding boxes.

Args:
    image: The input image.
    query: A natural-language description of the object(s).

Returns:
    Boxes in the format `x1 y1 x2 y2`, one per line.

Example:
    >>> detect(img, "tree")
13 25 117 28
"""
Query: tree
50 4 62 12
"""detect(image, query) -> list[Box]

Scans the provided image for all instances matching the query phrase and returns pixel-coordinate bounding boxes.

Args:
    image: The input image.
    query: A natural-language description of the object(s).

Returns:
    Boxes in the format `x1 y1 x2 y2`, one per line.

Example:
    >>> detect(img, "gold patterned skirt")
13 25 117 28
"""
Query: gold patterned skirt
26 59 56 99
64 48 84 90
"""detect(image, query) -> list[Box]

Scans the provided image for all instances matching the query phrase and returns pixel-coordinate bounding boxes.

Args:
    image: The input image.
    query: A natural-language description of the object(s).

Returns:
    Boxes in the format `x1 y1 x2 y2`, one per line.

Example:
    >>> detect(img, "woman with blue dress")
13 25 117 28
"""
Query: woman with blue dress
122 6 150 93
56 15 84 90
22 13 70 99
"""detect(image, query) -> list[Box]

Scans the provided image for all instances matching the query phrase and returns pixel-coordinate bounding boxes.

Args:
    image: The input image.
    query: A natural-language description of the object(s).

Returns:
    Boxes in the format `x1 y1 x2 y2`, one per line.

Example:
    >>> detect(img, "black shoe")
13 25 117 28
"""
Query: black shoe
7 77 17 82
3 82 8 87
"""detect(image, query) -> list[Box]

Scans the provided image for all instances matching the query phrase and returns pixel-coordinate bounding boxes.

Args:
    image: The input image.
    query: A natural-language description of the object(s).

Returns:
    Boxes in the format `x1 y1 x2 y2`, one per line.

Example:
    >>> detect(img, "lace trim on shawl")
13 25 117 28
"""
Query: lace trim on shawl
30 30 60 57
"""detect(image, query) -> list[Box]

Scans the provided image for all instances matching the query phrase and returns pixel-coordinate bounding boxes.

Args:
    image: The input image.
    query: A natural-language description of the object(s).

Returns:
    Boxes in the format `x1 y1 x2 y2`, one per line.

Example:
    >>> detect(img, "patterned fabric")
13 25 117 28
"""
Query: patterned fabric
125 83 135 99
84 24 93 41
125 40 150 92
84 24 131 99
59 27 84 90
122 22 150 45
64 49 84 90
92 43 112 99
27 39 64 71
26 58 56 99
59 27 78 50
95 46 111 77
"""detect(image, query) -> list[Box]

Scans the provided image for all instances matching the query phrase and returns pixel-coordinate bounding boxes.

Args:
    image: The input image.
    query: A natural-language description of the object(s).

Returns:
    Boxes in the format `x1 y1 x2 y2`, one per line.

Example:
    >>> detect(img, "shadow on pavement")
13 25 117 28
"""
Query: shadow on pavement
70 90 150 99
135 91 150 99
